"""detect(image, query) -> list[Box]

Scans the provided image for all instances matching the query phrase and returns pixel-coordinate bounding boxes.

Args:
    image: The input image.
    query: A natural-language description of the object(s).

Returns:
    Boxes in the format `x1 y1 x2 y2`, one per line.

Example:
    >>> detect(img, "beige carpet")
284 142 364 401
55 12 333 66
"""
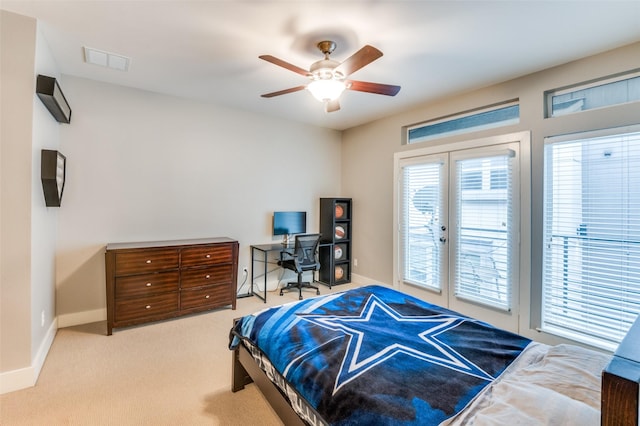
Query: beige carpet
1 283 359 425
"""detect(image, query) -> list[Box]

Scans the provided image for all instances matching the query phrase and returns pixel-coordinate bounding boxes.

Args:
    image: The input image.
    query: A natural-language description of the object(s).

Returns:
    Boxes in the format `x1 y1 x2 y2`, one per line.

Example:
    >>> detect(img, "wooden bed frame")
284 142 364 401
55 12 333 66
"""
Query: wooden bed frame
601 315 640 425
232 315 640 426
232 341 306 426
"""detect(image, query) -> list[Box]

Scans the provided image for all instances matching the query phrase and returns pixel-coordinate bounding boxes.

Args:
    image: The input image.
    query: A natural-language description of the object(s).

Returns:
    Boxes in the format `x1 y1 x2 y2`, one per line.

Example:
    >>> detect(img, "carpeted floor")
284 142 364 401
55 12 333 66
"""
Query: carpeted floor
1 282 359 425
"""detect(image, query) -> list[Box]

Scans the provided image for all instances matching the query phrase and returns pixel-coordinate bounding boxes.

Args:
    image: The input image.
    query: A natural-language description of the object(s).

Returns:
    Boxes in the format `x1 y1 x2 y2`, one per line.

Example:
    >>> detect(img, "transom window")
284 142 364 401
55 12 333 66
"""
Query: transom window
407 102 519 144
545 70 640 117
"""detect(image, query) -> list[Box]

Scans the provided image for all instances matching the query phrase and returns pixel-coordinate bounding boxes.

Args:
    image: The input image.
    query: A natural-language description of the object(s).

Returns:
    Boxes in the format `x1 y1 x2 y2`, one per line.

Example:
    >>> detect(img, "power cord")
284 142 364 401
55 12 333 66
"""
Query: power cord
236 267 252 298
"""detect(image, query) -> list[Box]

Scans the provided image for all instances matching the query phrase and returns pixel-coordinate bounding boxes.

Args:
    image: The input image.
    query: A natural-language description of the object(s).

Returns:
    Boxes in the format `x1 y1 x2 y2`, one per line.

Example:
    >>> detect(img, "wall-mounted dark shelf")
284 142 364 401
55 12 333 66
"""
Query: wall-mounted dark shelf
41 149 66 207
36 75 72 123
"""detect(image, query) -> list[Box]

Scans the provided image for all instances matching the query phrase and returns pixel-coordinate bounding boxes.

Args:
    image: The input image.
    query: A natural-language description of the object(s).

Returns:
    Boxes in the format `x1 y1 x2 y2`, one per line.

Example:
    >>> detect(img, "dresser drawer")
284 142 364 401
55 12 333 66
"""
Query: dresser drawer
115 271 179 299
180 264 233 289
115 292 179 323
115 248 179 276
181 244 233 267
180 285 232 310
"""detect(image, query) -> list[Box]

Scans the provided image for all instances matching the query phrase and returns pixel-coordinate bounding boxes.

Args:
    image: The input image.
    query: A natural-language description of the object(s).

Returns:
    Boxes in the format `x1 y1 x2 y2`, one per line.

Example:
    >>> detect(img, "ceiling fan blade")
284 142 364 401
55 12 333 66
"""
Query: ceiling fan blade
347 80 401 96
261 85 306 98
325 99 340 113
334 45 383 77
259 55 310 77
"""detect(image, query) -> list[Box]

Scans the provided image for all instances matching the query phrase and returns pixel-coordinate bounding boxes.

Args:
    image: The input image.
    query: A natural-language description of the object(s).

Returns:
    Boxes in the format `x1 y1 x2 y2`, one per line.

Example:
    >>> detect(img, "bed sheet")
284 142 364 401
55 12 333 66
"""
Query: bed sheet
446 342 611 425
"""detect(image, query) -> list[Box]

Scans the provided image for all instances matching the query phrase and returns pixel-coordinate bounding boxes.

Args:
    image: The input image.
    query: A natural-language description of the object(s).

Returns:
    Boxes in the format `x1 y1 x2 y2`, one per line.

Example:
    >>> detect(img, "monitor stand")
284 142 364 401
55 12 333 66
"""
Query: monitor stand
282 234 291 246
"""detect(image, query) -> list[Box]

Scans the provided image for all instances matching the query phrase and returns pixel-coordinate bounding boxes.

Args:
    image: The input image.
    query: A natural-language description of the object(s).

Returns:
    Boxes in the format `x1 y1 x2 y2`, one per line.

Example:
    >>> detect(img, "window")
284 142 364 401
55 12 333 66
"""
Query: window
407 102 519 144
542 126 640 350
453 152 514 311
546 71 640 117
397 139 520 315
399 158 444 291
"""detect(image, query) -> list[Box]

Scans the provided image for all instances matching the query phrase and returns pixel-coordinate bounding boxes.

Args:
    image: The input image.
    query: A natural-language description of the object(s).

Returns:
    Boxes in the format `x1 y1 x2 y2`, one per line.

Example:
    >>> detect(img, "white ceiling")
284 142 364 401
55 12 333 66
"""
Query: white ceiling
3 0 640 131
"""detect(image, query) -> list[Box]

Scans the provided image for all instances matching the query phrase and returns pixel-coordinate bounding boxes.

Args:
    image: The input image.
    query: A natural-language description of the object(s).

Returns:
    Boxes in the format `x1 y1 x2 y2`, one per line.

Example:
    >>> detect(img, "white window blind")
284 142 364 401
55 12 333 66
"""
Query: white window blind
400 160 443 290
454 153 513 311
543 128 640 349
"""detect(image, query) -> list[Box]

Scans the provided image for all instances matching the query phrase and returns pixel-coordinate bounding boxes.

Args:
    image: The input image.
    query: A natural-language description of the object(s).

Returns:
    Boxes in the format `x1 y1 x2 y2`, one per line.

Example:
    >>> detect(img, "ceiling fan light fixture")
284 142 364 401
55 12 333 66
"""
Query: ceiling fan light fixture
307 79 346 102
259 41 400 111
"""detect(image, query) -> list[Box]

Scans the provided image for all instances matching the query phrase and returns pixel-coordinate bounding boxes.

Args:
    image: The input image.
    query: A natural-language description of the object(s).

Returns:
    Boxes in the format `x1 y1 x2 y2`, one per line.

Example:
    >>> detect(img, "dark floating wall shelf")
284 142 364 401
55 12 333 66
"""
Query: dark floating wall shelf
36 75 72 124
41 149 66 207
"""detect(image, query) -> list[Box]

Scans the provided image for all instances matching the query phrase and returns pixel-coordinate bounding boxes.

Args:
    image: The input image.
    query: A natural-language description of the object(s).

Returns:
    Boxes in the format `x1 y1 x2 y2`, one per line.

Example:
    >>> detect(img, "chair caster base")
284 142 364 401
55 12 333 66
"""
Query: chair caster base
280 281 320 300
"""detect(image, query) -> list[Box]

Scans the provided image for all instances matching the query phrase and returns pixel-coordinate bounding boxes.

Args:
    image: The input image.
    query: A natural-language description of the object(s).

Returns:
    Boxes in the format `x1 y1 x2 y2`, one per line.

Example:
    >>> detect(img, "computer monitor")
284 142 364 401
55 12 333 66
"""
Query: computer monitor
273 211 306 244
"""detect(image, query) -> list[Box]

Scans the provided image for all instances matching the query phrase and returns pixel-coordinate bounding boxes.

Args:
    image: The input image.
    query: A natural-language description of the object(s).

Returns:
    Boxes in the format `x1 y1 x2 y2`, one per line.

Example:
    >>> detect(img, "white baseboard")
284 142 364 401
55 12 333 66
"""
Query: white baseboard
33 317 57 380
57 308 106 328
0 366 34 395
0 318 57 395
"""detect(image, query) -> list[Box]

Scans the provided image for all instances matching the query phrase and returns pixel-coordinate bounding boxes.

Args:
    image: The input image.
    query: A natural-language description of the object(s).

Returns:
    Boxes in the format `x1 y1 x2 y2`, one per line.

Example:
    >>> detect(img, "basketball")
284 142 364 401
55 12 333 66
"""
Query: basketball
335 225 345 239
335 205 344 218
335 266 344 280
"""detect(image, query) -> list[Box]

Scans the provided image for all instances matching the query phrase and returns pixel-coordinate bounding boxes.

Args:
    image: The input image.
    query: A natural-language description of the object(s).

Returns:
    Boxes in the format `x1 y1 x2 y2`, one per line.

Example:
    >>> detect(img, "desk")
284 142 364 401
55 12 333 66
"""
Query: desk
250 243 289 303
250 242 330 303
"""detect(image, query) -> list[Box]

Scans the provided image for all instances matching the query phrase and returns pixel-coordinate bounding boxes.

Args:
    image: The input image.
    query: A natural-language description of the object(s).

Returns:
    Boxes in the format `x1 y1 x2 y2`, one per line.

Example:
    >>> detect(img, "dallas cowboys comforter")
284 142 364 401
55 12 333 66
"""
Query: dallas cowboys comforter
229 285 531 425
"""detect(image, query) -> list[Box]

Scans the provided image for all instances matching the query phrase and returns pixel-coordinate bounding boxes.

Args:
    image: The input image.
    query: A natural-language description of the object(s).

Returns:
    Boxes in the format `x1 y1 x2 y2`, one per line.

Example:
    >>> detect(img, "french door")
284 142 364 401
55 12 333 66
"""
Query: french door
396 138 521 330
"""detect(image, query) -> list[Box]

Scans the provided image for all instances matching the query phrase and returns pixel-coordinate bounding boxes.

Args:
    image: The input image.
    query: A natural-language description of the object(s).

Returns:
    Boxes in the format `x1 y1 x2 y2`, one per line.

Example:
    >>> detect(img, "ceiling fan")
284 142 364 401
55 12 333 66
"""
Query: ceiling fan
259 41 401 113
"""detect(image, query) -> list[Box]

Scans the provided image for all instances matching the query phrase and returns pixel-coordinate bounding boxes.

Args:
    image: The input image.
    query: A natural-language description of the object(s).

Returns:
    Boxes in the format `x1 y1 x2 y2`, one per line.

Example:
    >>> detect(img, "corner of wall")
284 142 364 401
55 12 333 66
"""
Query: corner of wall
57 308 107 329
0 318 57 395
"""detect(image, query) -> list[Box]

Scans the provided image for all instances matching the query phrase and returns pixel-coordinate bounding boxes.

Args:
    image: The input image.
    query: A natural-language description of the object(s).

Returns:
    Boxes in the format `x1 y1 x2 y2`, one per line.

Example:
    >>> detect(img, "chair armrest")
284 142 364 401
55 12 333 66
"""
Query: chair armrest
278 252 302 272
279 250 297 261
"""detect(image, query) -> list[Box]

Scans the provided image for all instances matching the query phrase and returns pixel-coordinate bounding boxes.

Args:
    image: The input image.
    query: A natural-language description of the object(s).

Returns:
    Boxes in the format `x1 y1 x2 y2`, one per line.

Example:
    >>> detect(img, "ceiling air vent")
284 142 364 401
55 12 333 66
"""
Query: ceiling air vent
83 47 130 71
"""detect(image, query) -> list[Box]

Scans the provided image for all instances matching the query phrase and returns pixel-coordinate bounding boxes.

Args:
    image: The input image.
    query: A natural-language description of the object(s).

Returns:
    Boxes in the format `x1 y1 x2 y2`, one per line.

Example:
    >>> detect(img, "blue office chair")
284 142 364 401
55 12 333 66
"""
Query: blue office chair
278 233 321 300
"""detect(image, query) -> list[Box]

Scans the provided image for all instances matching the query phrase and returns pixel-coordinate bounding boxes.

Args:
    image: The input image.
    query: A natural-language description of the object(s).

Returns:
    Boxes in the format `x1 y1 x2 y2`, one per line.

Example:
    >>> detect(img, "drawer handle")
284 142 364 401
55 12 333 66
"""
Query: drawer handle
205 295 210 299
145 260 152 264
205 274 211 279
146 282 152 287
145 305 151 309
205 254 211 258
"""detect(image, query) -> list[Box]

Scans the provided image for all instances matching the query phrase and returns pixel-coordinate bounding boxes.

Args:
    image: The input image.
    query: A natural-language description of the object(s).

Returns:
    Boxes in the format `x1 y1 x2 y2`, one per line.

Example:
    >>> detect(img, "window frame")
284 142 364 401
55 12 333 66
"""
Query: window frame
539 124 640 351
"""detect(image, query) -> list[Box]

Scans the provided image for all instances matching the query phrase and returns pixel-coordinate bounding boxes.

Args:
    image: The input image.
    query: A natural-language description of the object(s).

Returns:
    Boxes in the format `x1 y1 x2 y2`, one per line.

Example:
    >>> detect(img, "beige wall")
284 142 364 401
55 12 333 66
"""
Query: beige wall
1 10 62 393
1 10 37 374
55 76 342 323
31 17 63 363
343 42 640 343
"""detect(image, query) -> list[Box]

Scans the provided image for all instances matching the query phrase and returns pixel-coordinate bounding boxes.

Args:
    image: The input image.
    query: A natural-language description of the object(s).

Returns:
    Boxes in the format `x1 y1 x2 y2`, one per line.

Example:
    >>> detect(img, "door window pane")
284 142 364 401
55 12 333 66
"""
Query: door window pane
454 154 513 311
400 161 443 290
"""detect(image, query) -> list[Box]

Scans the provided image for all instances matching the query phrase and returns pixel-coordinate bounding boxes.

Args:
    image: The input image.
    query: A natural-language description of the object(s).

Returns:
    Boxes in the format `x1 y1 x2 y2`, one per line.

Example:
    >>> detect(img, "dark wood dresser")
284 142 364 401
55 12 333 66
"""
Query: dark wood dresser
105 237 238 335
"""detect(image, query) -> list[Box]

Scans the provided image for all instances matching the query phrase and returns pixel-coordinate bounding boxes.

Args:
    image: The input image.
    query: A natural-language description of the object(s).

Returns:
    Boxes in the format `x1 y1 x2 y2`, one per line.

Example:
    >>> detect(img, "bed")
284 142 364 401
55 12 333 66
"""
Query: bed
229 284 640 425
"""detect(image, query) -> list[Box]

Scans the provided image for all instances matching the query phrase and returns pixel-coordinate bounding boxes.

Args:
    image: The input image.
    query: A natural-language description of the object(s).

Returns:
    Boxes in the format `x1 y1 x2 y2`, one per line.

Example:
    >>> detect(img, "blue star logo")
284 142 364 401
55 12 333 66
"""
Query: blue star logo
297 294 494 394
